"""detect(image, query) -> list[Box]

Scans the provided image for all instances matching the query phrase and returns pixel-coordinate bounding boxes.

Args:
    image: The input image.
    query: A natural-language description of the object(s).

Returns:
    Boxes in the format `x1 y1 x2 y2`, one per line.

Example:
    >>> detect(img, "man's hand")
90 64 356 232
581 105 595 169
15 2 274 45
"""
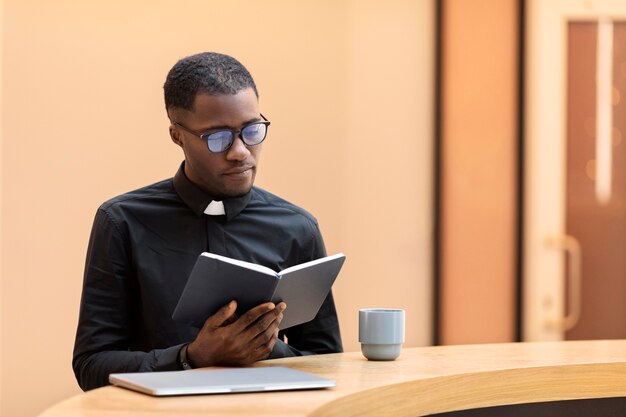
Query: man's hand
186 300 286 367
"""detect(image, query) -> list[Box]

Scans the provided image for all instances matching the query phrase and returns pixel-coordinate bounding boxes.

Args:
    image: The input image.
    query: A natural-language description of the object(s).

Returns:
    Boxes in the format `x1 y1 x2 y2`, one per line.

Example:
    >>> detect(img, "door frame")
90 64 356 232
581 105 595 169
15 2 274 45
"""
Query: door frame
524 0 626 341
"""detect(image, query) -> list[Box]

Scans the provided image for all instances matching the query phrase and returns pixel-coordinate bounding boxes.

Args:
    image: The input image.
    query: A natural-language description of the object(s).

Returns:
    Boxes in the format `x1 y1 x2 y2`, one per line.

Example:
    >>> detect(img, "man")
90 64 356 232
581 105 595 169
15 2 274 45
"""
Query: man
73 52 343 391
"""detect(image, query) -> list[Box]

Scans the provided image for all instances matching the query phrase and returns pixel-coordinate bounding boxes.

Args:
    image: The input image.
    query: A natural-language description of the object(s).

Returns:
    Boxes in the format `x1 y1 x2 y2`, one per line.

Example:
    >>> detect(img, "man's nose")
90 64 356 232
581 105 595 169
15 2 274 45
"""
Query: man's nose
226 136 250 161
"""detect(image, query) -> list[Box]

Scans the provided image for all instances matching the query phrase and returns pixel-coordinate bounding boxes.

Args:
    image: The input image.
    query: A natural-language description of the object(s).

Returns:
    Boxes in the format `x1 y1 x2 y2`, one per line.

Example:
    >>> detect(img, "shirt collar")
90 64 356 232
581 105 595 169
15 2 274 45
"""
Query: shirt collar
173 162 251 221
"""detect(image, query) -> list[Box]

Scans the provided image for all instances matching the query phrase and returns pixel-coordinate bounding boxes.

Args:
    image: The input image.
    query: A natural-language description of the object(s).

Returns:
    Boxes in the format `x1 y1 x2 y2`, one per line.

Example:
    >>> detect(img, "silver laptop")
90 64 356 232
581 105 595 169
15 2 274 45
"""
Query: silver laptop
109 366 336 396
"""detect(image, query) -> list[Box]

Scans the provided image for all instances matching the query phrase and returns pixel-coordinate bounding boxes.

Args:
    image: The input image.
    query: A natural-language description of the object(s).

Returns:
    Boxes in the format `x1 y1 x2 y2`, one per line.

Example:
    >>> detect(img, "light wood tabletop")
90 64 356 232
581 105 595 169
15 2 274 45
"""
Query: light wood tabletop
39 340 626 417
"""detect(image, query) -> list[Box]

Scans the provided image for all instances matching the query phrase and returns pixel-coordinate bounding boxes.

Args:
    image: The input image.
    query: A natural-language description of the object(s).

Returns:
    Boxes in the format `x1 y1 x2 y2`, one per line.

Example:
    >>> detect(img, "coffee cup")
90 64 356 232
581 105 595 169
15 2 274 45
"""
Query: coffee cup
358 308 405 361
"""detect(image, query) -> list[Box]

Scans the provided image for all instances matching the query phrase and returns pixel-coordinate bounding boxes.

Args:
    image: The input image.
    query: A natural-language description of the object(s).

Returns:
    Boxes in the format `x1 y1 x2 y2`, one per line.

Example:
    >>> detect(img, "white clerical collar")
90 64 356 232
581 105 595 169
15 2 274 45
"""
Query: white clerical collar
204 200 225 216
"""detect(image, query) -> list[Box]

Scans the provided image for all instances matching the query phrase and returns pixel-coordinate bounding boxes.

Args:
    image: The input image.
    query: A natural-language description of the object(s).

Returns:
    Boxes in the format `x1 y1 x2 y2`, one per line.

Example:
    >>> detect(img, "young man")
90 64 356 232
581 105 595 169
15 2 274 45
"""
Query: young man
73 52 342 391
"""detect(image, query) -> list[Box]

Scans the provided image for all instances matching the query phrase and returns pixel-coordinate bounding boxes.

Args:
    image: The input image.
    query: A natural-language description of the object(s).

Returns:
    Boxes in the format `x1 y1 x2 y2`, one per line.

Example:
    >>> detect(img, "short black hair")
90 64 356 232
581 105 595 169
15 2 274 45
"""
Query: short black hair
163 52 258 114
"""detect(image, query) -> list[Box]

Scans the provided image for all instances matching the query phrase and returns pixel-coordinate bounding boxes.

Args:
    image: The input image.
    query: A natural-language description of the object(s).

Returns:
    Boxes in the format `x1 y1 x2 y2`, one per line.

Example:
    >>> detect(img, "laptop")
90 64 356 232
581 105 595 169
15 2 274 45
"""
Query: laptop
109 366 336 396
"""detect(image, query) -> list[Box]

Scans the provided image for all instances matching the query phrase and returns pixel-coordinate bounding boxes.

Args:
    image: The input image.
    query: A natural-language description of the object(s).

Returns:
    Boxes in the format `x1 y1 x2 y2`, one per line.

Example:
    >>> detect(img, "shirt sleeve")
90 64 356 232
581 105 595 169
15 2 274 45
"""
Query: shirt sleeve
269 218 343 358
72 209 183 391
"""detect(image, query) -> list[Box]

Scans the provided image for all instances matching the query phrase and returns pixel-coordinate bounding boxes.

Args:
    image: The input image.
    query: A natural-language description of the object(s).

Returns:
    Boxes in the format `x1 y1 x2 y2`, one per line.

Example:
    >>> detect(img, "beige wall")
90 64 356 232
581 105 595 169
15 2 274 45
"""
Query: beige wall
1 1 434 416
440 0 518 344
0 0 3 413
339 0 435 356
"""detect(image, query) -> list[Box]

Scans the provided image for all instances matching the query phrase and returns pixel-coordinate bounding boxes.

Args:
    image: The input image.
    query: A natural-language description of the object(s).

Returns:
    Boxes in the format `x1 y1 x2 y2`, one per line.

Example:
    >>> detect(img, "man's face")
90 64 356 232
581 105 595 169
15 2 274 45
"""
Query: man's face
170 88 263 199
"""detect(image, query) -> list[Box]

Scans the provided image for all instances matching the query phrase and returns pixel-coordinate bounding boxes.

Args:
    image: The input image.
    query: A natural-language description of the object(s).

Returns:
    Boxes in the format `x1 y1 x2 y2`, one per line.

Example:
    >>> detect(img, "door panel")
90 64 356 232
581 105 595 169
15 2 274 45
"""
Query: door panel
565 21 626 340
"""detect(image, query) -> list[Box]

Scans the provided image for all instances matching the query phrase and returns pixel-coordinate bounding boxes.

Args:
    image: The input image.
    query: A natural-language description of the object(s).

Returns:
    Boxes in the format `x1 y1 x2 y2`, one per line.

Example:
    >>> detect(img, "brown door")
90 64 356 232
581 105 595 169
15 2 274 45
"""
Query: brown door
565 20 626 340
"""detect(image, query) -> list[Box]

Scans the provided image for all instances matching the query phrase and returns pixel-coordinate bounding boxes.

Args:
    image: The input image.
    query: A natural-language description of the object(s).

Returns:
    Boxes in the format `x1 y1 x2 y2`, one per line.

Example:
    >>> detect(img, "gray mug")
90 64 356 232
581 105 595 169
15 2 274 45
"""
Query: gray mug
358 308 405 361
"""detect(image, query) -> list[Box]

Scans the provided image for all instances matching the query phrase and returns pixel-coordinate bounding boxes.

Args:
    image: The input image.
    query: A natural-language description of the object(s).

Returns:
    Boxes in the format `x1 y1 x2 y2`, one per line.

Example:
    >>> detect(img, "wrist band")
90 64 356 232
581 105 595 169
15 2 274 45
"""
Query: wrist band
178 344 193 370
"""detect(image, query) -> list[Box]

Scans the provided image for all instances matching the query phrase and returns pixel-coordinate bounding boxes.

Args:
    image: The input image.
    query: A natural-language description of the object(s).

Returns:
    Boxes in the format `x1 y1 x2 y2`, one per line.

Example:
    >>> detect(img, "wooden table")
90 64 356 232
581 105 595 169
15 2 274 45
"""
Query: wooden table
39 340 626 416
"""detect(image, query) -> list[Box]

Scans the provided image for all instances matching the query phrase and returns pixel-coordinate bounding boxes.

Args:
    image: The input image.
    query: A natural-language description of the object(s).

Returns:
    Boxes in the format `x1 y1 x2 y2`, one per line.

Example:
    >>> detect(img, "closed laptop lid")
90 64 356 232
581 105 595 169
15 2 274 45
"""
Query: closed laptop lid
109 366 336 396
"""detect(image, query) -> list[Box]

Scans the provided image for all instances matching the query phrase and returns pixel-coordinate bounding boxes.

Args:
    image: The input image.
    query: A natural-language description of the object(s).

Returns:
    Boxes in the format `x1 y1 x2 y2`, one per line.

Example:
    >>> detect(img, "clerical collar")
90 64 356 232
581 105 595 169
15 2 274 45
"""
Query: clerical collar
172 162 251 220
204 200 225 216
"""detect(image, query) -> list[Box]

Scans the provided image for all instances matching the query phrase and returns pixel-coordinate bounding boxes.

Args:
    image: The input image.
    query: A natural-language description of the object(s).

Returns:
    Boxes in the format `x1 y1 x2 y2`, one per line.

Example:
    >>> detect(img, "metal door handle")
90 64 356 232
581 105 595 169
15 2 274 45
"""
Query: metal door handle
544 235 582 332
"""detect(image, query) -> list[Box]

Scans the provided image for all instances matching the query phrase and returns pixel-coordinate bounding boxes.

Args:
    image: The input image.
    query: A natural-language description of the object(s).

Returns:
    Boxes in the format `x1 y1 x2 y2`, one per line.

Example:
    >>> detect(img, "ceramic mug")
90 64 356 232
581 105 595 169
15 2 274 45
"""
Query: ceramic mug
358 308 405 361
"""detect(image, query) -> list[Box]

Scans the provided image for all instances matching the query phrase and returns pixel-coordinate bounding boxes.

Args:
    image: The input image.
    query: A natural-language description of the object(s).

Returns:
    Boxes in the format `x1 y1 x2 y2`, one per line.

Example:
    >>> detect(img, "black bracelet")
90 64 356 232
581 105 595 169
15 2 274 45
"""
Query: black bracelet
178 344 193 370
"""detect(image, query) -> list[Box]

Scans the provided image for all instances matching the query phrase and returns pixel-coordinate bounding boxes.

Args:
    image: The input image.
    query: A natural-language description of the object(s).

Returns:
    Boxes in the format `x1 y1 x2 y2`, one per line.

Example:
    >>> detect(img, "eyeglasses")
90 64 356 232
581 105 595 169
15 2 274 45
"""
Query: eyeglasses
174 114 270 153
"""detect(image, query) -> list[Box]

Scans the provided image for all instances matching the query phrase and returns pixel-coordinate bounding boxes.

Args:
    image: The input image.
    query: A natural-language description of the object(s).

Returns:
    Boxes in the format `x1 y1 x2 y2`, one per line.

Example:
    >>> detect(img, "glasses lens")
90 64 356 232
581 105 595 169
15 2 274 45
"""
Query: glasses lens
241 123 267 145
206 130 234 153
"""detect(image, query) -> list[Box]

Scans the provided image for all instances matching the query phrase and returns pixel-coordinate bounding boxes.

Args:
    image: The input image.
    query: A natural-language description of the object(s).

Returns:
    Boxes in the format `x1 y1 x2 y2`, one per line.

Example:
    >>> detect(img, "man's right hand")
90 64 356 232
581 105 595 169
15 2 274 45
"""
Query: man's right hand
185 300 286 368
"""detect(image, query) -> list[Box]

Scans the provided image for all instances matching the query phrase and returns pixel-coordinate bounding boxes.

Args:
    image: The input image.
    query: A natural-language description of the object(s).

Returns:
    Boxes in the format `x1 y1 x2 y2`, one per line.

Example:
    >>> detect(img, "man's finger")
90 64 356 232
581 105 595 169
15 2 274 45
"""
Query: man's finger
271 303 286 327
245 308 283 337
252 325 280 358
203 300 237 330
233 302 275 332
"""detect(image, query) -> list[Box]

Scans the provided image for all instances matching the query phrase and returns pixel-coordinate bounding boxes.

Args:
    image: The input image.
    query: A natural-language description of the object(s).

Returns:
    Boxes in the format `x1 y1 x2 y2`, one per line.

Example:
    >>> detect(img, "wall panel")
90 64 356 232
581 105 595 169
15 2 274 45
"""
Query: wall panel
440 0 519 344
1 1 435 415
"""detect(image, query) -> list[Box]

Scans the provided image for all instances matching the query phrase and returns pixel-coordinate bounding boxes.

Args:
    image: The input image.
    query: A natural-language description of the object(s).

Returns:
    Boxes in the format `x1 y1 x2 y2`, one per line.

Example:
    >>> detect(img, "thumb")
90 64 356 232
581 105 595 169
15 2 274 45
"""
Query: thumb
203 300 237 329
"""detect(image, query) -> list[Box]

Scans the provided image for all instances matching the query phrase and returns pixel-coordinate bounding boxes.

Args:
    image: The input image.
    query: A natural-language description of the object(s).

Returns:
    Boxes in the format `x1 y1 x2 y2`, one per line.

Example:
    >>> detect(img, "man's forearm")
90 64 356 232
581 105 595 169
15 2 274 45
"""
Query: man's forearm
73 344 184 391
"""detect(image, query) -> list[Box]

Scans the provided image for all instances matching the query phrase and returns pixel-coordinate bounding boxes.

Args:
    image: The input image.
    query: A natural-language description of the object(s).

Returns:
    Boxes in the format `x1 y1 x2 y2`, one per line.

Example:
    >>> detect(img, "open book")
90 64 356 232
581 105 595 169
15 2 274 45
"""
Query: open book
172 252 346 330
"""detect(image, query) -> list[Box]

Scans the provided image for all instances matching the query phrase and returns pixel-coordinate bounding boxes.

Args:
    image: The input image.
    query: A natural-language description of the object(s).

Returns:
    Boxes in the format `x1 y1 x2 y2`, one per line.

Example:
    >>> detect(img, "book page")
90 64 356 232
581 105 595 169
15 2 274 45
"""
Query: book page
279 253 346 276
201 252 277 276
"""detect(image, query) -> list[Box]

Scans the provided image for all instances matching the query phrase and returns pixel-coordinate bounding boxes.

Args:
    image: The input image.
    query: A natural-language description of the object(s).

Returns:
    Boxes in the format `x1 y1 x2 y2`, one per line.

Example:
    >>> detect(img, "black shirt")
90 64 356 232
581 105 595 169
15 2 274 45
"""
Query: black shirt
72 163 343 391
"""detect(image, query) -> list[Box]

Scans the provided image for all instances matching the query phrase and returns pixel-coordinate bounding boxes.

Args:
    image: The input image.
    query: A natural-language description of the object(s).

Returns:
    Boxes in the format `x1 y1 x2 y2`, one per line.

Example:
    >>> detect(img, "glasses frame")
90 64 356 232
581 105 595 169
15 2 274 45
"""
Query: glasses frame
174 114 270 153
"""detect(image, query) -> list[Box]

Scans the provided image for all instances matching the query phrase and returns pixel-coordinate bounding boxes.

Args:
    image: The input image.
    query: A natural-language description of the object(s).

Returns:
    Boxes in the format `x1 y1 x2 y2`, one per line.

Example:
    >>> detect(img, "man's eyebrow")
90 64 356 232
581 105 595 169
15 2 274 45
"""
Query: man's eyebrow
198 117 262 133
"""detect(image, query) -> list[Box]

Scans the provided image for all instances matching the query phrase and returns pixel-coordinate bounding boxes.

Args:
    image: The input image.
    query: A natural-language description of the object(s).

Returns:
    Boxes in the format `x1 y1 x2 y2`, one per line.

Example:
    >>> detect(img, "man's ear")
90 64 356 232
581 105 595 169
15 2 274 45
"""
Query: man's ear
170 125 183 147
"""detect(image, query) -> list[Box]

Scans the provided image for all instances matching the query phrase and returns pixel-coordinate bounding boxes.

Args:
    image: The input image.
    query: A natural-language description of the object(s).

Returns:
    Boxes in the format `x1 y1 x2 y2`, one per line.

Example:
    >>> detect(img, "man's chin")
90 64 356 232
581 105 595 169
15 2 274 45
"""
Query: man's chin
219 173 255 199
218 183 254 200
